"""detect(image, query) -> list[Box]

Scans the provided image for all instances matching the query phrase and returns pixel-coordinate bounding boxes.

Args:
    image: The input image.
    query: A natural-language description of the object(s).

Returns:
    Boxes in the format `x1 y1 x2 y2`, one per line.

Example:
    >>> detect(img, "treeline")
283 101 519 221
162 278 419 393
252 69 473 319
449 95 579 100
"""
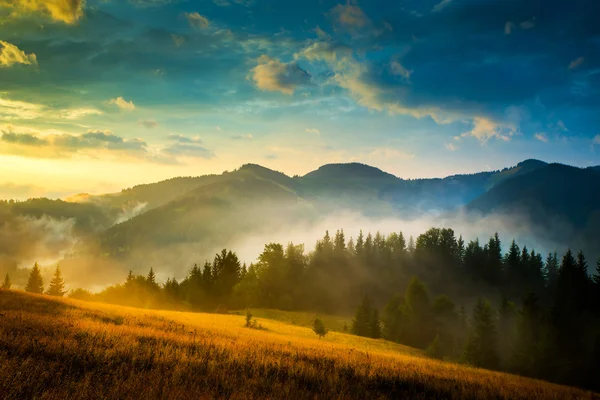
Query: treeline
5 227 600 391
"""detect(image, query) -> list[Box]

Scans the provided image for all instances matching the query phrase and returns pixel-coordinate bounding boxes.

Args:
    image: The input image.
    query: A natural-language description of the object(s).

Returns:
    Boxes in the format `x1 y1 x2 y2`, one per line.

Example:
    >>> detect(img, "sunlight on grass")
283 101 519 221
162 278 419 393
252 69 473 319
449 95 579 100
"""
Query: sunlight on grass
0 290 595 399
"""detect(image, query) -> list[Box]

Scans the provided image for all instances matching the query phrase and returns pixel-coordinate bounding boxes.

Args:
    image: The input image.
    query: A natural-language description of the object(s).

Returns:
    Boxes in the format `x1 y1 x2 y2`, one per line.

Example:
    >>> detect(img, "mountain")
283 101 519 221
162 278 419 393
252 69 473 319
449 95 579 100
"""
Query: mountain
6 158 599 279
467 163 600 253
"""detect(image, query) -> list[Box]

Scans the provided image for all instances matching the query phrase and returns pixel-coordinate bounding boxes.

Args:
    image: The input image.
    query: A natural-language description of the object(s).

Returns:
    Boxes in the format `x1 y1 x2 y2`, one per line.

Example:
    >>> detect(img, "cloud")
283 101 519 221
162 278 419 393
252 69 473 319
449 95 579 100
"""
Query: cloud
534 132 548 143
168 133 202 143
520 19 535 30
230 133 253 140
568 57 585 70
297 41 447 123
0 97 100 121
0 128 149 158
594 135 600 145
58 108 103 119
251 55 310 95
163 134 213 159
461 117 515 143
0 0 85 24
2 131 49 146
109 97 136 111
330 4 369 31
367 148 414 160
445 143 458 151
389 60 412 80
184 12 209 30
504 21 515 35
432 0 452 12
0 98 45 120
0 41 37 68
139 120 158 129
305 128 320 135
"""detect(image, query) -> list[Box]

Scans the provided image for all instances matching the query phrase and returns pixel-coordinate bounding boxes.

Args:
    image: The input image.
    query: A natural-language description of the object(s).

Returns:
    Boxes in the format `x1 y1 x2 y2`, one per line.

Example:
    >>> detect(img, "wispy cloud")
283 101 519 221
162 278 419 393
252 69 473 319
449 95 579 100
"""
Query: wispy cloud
305 128 320 135
139 120 158 129
534 132 548 143
445 143 459 151
432 0 452 12
230 133 253 140
569 57 585 70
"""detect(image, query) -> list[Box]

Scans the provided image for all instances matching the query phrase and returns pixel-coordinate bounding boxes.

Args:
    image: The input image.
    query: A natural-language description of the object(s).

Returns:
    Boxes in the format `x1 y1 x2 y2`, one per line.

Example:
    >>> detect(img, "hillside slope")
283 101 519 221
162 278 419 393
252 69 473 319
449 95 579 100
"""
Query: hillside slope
0 290 595 400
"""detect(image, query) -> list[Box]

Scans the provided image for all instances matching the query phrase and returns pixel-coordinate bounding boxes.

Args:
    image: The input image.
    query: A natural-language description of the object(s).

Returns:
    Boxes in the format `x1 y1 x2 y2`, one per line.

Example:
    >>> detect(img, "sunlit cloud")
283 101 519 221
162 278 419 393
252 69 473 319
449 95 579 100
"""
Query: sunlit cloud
445 143 459 151
251 55 310 95
305 128 320 135
461 117 515 143
0 41 37 68
184 12 209 29
0 0 85 24
593 135 600 145
0 128 149 159
330 4 369 30
534 133 548 143
109 97 136 111
0 97 101 121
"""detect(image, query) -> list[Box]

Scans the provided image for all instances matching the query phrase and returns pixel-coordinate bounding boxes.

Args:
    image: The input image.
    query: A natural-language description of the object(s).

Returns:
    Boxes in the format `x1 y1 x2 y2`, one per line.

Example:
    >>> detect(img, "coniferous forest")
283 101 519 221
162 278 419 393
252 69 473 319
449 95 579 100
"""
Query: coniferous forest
24 227 596 392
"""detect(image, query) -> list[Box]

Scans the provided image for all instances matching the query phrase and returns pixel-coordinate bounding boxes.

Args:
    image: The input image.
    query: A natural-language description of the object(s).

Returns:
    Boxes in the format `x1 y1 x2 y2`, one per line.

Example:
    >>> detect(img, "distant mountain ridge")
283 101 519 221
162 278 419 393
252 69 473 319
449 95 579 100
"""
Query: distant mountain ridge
4 159 600 276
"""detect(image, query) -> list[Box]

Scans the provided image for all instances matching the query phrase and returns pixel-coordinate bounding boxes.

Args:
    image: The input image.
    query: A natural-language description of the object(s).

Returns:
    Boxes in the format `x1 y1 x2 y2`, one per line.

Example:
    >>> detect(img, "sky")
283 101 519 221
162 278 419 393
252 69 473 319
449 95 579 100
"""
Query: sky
0 0 599 199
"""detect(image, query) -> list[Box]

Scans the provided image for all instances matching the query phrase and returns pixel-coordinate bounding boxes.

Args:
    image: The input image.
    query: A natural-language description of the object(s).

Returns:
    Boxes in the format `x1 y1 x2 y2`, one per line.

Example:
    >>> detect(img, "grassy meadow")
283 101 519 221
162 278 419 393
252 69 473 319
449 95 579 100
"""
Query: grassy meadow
0 289 597 399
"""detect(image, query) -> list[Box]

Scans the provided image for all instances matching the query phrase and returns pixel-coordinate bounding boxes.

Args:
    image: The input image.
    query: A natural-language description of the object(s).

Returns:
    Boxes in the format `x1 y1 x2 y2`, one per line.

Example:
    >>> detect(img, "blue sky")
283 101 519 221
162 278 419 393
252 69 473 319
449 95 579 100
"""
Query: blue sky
0 0 599 198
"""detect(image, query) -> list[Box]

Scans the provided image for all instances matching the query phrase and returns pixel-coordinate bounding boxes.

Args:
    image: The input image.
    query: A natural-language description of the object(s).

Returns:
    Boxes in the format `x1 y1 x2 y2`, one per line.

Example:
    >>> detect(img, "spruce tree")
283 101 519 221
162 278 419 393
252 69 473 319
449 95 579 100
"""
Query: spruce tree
1 273 11 290
47 265 66 297
370 309 382 339
463 298 499 369
25 263 44 294
352 295 376 337
511 293 544 377
147 267 158 287
593 259 600 286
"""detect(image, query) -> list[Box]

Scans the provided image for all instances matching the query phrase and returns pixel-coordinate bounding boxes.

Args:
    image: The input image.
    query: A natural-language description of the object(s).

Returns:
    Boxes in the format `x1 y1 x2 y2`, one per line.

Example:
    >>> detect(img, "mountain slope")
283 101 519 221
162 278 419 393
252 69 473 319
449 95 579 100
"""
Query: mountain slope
89 166 315 270
1 290 592 400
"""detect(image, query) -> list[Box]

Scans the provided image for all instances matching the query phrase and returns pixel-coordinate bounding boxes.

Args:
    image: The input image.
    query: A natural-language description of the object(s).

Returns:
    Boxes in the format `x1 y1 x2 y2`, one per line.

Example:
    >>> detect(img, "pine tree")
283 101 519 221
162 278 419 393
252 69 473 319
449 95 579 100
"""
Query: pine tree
1 273 11 290
25 263 44 294
511 293 545 377
426 333 444 359
47 265 66 297
352 295 378 338
370 309 382 339
463 298 499 369
147 268 158 287
593 259 600 286
312 316 327 338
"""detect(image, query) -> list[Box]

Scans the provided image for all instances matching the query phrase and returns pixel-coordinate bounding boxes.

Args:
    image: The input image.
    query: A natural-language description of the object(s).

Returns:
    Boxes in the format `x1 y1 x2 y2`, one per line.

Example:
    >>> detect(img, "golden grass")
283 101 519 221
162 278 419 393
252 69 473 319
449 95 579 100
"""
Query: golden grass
0 290 597 399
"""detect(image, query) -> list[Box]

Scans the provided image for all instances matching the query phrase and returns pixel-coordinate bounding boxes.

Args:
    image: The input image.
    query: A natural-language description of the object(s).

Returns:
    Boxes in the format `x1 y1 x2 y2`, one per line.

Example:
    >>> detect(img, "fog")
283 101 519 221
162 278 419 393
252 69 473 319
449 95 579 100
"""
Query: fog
1 201 588 292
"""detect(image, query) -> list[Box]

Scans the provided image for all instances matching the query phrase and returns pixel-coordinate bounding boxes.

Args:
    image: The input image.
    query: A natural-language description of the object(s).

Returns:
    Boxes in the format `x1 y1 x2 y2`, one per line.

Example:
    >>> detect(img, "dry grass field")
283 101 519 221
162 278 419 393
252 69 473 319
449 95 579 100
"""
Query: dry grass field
0 289 597 399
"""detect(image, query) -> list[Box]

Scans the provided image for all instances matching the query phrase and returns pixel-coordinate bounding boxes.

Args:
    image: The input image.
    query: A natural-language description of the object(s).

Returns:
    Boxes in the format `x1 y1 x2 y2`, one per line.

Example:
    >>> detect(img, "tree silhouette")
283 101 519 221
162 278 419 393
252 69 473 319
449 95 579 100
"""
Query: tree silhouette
313 316 327 338
463 298 499 369
47 265 66 297
25 263 44 294
1 273 11 290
